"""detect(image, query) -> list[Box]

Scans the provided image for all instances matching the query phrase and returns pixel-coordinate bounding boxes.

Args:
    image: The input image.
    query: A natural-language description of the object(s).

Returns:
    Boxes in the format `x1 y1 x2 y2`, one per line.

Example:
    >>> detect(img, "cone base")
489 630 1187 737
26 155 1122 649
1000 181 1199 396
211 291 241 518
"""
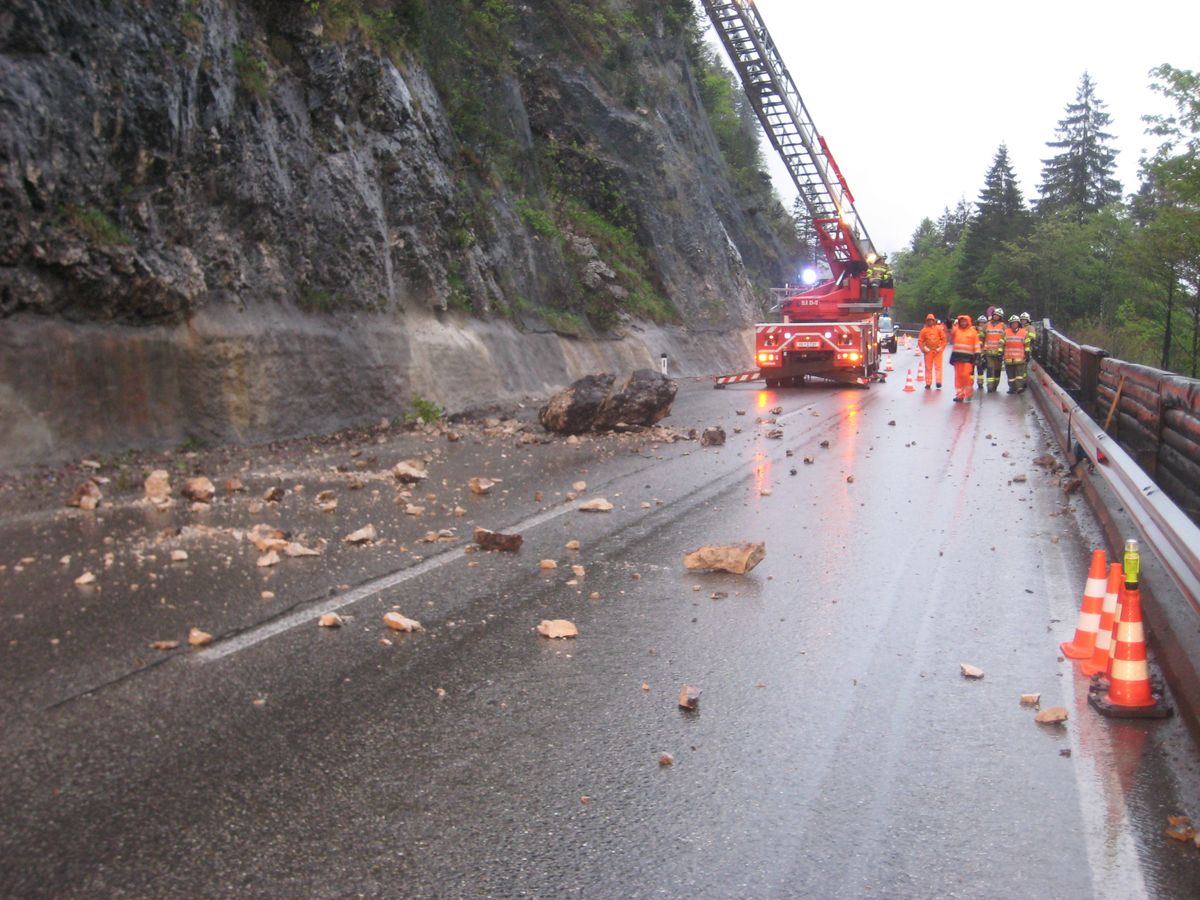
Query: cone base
1060 640 1094 660
1088 690 1172 719
1080 659 1107 676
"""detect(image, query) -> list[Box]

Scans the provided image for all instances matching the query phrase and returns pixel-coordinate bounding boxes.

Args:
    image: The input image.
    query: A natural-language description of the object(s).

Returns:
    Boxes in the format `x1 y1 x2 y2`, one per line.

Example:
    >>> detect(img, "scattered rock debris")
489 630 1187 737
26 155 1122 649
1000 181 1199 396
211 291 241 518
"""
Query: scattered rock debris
536 619 578 639
474 527 523 552
678 685 701 710
683 543 765 575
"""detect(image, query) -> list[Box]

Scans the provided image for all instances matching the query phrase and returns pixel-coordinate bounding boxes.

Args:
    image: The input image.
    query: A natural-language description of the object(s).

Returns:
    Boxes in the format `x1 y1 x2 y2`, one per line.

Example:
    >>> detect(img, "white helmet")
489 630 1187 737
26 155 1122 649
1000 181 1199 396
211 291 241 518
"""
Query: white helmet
1020 312 1031 321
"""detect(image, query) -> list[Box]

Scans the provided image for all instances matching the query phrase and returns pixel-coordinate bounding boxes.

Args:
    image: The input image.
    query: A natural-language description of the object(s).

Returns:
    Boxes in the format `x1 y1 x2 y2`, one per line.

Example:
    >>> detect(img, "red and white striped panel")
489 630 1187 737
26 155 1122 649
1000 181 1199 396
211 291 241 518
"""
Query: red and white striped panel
713 371 763 385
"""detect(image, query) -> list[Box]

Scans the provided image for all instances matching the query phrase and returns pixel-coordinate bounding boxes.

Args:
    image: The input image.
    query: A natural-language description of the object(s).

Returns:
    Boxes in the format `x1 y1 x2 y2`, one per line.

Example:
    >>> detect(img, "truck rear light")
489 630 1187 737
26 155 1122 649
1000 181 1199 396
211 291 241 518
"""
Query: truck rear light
756 351 781 367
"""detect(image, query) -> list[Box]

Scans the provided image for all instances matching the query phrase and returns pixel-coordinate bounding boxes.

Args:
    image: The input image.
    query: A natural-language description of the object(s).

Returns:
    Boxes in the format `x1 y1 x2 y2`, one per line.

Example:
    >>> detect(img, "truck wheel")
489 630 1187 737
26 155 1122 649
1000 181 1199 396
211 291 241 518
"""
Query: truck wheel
765 377 781 389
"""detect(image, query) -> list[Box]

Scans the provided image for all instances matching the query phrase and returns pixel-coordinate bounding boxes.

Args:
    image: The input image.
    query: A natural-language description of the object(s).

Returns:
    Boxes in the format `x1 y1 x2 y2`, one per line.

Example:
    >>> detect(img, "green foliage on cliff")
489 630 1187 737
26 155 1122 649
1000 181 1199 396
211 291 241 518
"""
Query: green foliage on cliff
66 206 128 246
233 44 271 99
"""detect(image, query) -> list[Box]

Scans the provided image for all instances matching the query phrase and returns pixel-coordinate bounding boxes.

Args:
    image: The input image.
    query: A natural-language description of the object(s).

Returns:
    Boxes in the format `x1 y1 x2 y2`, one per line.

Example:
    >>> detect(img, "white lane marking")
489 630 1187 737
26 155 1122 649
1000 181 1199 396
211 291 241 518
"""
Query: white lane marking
197 399 839 663
195 503 577 662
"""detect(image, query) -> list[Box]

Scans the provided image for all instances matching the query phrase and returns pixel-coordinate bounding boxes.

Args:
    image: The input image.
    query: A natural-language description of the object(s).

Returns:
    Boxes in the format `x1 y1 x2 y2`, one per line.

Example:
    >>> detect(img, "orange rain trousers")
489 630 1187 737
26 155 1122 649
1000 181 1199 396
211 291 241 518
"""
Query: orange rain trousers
923 350 944 387
954 361 975 399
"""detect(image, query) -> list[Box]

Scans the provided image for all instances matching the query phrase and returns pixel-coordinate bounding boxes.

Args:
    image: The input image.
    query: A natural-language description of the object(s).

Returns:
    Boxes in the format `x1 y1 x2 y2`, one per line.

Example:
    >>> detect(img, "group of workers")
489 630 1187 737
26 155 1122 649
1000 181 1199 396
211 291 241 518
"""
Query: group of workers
915 309 1037 403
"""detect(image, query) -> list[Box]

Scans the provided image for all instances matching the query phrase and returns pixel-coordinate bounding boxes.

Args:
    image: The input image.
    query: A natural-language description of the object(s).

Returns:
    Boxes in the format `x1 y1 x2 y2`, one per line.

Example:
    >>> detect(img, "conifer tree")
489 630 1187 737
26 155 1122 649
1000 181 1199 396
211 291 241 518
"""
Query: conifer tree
956 145 1029 299
1037 72 1122 221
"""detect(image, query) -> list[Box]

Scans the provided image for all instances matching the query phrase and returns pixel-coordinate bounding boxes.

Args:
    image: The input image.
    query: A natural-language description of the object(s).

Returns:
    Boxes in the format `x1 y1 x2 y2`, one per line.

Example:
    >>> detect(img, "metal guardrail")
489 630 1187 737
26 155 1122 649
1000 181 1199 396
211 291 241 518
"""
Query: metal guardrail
1030 362 1200 616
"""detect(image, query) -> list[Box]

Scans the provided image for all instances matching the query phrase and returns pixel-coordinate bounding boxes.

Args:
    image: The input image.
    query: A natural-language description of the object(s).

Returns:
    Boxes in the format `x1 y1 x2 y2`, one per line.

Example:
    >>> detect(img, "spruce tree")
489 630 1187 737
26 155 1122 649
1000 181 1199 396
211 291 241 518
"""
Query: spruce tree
956 145 1029 299
1037 72 1122 222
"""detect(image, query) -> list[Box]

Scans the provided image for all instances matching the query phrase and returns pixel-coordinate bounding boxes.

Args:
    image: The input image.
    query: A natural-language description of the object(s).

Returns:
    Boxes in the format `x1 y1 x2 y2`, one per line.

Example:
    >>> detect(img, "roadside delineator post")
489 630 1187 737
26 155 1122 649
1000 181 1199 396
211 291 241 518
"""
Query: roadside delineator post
1081 563 1121 677
1061 549 1107 660
1088 541 1173 719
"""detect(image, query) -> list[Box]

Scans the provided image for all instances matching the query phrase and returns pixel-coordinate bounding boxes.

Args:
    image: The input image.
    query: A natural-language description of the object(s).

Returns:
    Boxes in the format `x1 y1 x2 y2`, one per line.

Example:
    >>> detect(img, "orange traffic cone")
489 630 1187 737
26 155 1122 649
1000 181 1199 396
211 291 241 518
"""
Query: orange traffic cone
1081 564 1121 676
1088 582 1172 718
885 354 893 372
917 363 925 383
902 369 915 392
1061 549 1107 659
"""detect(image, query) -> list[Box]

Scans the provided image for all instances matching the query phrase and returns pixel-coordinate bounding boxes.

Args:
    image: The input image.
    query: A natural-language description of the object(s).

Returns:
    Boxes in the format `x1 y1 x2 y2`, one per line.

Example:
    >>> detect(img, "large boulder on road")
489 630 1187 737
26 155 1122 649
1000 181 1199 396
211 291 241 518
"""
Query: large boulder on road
539 370 677 435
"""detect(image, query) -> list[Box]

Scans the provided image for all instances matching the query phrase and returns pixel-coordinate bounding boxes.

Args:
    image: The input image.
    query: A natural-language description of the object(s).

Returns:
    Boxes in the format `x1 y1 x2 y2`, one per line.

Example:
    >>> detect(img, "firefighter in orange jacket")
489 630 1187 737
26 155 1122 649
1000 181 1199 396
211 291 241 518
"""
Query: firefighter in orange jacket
917 313 946 391
1003 315 1028 393
949 314 981 402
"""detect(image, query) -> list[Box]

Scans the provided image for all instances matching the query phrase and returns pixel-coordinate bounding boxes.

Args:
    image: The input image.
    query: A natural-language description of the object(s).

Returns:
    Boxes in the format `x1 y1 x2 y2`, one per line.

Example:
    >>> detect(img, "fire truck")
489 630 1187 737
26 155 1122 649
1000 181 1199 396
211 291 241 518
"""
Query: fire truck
702 0 894 388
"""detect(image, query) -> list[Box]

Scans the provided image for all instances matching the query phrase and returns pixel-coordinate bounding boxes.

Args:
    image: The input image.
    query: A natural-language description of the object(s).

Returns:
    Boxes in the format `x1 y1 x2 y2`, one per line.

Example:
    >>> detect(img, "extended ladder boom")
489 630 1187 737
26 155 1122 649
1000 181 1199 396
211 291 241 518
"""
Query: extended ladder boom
701 0 878 278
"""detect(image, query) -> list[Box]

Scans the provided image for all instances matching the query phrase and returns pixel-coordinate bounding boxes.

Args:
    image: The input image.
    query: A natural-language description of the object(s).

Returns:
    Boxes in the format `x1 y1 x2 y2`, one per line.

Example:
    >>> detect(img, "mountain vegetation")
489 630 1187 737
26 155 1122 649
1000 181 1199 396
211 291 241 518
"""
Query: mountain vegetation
893 67 1200 378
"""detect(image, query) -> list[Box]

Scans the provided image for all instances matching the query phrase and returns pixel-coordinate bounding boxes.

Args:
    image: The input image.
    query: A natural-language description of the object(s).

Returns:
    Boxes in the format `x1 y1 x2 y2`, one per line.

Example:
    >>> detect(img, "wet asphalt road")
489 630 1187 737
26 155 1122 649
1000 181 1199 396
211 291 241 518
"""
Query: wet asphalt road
3 358 1200 898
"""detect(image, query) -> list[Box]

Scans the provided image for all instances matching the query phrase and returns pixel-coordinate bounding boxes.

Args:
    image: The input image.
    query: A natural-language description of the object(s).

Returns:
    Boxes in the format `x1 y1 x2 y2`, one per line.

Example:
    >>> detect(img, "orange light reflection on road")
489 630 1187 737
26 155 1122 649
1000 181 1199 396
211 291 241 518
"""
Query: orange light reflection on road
757 392 769 409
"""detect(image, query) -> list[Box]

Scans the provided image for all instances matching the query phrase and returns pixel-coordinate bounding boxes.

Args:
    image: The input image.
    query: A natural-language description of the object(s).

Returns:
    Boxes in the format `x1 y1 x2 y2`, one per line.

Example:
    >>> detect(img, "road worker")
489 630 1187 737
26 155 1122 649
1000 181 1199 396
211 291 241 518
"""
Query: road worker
1020 312 1037 357
949 314 981 402
975 315 988 389
981 307 1007 393
1004 315 1028 393
918 313 946 390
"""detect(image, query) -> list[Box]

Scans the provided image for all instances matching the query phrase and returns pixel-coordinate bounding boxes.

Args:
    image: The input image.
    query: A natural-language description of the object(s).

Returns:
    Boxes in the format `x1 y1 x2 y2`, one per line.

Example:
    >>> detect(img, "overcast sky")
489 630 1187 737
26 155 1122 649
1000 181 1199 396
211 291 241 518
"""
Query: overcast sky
707 0 1198 256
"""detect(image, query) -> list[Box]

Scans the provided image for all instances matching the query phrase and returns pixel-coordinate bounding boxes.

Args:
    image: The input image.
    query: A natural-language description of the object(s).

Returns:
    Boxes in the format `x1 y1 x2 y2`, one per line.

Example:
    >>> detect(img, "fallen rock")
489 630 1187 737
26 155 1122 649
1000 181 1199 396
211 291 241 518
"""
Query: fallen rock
67 480 103 510
188 628 213 647
537 619 578 638
150 640 180 651
247 524 289 553
766 429 784 439
383 611 424 632
578 498 614 512
224 477 245 493
474 527 523 552
539 559 558 570
678 685 701 710
74 571 96 586
469 477 496 495
1062 477 1083 495
539 370 677 434
315 490 338 512
769 406 783 415
1035 706 1068 724
700 427 726 447
343 524 377 544
170 549 189 562
682 543 765 575
1011 473 1028 484
392 460 428 483
960 663 985 679
284 542 320 557
256 550 281 568
144 470 173 508
1020 693 1041 706
1033 454 1057 468
659 752 674 766
572 480 587 492
318 613 344 628
565 540 581 551
262 486 285 503
182 477 216 503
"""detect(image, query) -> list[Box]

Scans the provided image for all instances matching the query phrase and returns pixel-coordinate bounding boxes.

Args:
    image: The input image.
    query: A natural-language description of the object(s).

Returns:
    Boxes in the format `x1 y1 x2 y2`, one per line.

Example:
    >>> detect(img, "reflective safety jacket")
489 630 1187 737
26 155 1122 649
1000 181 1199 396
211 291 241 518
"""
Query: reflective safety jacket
1004 326 1028 362
983 322 1007 355
949 323 981 364
918 323 946 353
1023 323 1037 353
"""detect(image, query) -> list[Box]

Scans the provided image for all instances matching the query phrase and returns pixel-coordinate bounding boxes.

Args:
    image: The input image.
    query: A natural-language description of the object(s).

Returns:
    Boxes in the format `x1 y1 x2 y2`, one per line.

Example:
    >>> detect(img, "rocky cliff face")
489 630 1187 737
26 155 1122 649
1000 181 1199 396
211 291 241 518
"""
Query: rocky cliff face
0 0 794 465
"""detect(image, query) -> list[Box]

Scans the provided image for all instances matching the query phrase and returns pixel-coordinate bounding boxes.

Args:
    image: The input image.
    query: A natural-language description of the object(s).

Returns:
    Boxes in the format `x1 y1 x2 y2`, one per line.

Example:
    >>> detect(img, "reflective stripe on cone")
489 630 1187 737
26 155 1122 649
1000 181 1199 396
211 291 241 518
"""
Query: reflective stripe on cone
1061 549 1107 660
